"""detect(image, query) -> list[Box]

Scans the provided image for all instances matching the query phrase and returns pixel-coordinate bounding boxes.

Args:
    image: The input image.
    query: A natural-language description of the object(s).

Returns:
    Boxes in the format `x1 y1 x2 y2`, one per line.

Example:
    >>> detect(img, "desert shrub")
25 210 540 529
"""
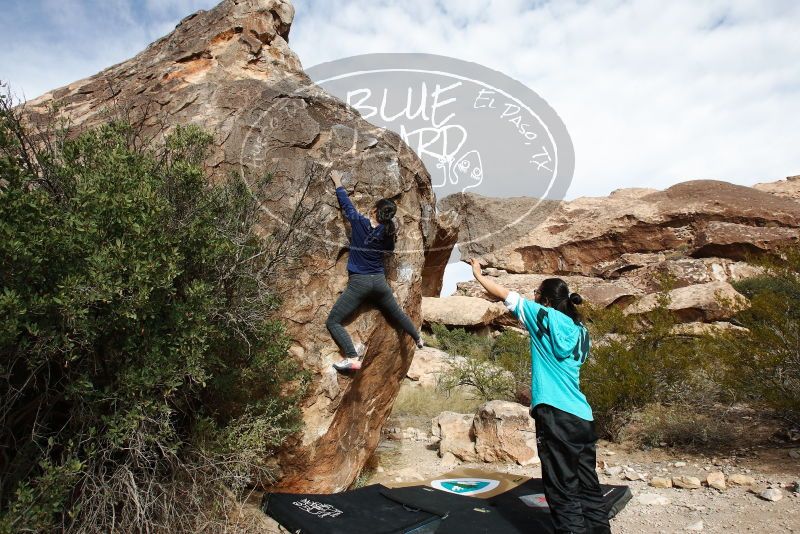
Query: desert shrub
430 324 522 402
734 273 800 319
622 403 738 450
430 323 492 359
715 248 800 422
0 91 306 533
582 295 717 439
490 330 532 402
438 353 516 402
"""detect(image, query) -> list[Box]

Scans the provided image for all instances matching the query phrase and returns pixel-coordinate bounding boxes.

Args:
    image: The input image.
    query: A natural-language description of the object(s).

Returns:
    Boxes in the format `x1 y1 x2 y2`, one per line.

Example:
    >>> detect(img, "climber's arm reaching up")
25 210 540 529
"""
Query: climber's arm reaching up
330 170 366 223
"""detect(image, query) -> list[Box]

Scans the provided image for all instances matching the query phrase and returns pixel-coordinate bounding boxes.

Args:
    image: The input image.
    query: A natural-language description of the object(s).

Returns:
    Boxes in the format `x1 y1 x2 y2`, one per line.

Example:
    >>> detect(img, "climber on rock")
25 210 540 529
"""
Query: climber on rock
469 258 612 534
326 170 424 372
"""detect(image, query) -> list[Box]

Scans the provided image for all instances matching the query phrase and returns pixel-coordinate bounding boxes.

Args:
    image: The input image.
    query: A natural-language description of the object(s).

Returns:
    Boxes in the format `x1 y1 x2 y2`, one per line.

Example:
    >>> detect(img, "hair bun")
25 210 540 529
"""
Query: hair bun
569 293 583 305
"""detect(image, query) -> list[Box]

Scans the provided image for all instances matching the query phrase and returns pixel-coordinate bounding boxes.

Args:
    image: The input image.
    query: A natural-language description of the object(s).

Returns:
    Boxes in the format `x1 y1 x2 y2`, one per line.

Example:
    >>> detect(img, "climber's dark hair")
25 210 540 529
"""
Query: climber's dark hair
538 278 583 324
375 198 397 241
364 198 397 248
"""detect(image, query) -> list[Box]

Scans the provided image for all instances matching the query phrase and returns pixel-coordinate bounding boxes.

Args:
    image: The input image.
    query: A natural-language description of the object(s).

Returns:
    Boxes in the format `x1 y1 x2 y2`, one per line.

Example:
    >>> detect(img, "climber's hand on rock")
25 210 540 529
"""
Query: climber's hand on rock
330 170 343 188
468 258 509 300
470 258 483 279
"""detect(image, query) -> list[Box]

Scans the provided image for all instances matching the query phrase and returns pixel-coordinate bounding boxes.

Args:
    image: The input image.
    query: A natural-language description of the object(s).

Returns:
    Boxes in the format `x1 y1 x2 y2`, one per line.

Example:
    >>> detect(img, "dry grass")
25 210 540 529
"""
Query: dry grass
392 384 483 419
621 403 740 451
388 384 484 431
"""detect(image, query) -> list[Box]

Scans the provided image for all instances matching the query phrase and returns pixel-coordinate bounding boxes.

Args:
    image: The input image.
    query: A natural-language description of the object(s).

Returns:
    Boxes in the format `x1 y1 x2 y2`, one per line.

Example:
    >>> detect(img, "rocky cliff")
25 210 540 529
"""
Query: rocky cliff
24 0 457 492
446 178 800 324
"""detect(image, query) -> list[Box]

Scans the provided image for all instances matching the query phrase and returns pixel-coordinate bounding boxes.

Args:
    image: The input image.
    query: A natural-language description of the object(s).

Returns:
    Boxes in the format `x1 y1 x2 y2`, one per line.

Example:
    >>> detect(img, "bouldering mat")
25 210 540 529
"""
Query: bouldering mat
262 483 445 534
263 472 631 534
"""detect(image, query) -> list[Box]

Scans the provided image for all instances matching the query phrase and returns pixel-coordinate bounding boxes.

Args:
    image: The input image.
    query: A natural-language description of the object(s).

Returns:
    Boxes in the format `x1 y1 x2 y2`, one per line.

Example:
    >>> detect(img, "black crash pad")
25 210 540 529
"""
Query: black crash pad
381 479 630 534
262 483 445 534
262 478 631 534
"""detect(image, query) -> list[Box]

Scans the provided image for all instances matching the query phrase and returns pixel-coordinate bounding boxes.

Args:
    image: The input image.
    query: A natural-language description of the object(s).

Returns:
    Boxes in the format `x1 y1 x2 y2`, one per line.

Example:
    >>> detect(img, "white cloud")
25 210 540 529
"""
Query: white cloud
1 0 797 201
291 0 800 198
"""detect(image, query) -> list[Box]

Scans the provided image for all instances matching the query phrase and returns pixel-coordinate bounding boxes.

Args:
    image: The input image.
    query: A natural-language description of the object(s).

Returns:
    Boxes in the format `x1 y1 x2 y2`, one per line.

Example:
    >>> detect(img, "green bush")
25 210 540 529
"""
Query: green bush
432 327 526 403
0 92 305 533
716 249 800 421
490 330 531 402
438 353 516 401
582 296 716 439
430 323 492 359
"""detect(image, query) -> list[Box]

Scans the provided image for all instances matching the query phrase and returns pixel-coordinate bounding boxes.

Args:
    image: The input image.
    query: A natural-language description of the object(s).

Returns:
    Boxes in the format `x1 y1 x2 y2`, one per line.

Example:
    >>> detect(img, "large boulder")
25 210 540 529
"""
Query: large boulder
473 401 539 466
446 181 800 275
624 281 750 322
617 257 763 293
25 0 457 492
692 221 799 260
431 402 539 466
422 296 508 327
670 321 749 337
457 258 761 312
406 347 465 388
431 412 478 462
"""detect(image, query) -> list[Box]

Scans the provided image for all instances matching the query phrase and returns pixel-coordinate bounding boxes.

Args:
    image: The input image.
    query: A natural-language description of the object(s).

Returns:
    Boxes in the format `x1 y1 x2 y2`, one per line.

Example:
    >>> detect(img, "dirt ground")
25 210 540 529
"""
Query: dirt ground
366 436 800 533
245 404 800 533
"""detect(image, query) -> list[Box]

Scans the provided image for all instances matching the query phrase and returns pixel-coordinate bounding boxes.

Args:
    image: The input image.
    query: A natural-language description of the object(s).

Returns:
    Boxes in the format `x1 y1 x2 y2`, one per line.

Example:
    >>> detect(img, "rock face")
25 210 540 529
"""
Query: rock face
457 273 641 308
623 281 749 322
442 179 800 329
405 347 464 388
432 412 478 462
25 0 457 492
754 175 800 202
473 401 539 466
431 402 539 466
422 296 507 327
447 181 800 275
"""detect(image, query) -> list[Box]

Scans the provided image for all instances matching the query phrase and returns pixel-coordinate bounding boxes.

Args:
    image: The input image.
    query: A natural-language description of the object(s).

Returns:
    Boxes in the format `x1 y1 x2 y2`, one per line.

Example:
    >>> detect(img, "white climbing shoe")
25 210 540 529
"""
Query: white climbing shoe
333 358 362 372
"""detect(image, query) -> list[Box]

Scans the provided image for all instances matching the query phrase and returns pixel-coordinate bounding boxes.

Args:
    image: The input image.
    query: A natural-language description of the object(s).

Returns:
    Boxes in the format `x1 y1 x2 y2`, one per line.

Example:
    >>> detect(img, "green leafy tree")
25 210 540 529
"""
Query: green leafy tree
490 330 532 403
0 89 306 533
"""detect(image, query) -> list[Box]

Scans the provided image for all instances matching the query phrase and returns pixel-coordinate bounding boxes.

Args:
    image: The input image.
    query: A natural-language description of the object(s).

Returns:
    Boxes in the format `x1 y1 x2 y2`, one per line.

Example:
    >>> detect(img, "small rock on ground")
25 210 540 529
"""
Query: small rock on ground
673 475 702 489
638 493 670 506
650 476 673 488
707 471 726 491
759 488 783 502
729 474 756 486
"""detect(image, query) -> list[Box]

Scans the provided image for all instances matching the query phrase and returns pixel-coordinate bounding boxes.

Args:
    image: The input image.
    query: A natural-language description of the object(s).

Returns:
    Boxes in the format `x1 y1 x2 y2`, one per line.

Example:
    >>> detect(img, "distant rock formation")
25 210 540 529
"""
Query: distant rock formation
440 179 800 327
445 180 800 275
754 175 800 202
24 0 457 492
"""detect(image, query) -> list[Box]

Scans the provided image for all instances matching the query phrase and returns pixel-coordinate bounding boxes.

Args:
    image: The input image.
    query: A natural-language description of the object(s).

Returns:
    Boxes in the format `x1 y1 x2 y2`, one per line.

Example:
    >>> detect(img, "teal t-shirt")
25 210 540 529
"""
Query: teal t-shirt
505 291 593 421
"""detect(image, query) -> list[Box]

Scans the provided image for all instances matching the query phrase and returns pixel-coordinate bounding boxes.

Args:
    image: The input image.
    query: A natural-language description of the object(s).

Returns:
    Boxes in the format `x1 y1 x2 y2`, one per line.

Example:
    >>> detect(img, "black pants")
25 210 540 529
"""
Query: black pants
533 404 611 534
326 273 420 358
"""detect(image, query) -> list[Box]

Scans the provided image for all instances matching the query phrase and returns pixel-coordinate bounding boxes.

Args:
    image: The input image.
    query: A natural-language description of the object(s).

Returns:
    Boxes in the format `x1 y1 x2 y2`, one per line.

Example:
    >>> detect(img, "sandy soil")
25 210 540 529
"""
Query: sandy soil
366 437 800 533
244 406 800 533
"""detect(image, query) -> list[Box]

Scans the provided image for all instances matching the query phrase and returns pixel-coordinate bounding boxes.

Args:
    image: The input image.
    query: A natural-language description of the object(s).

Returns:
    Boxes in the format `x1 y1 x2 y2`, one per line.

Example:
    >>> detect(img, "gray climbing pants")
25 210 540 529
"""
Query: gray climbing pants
326 273 420 358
